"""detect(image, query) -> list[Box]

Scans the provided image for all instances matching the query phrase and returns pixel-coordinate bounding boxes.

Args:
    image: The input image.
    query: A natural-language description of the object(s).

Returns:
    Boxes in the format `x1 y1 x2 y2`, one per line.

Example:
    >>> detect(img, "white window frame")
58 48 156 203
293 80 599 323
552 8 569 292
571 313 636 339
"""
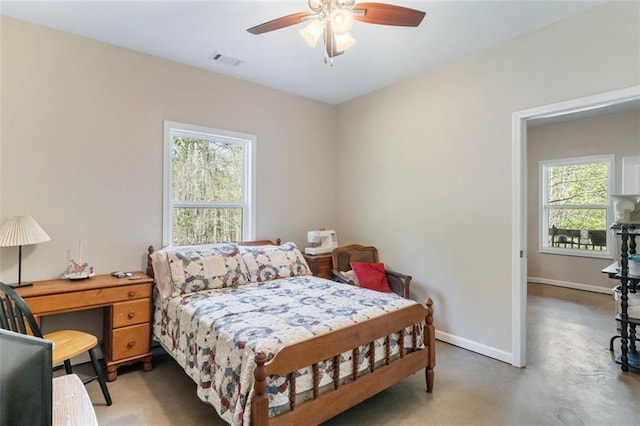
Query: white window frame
162 121 256 247
539 154 614 259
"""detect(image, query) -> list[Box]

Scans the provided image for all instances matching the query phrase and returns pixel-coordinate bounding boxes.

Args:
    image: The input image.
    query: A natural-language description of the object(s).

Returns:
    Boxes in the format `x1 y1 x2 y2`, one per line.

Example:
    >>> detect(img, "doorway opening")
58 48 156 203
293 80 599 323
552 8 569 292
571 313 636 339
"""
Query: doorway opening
511 85 640 367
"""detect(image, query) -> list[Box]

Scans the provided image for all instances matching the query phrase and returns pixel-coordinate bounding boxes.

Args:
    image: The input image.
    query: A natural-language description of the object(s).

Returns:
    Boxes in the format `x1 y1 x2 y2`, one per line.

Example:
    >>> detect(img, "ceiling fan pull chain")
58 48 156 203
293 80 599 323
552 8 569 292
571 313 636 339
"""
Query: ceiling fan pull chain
323 54 334 67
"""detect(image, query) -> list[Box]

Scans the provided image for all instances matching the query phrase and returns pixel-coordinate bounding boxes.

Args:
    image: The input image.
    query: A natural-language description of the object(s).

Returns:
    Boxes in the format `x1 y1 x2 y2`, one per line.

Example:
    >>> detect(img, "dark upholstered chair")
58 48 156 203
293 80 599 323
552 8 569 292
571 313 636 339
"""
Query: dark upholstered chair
331 244 412 298
0 282 112 406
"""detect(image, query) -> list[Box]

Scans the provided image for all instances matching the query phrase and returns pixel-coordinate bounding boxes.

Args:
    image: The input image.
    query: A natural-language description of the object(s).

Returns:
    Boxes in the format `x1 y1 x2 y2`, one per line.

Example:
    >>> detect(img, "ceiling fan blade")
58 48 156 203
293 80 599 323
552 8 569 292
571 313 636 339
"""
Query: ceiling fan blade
247 12 312 35
353 2 426 27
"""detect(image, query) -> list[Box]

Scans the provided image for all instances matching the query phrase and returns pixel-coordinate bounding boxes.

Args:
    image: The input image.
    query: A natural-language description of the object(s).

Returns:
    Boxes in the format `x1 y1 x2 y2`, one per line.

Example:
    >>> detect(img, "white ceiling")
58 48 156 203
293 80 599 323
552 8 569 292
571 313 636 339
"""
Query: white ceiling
1 0 610 105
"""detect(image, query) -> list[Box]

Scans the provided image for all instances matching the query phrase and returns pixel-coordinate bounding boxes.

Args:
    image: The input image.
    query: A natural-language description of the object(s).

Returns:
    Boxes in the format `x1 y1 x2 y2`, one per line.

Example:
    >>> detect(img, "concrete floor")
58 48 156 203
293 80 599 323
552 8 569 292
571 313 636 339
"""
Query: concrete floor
79 283 640 425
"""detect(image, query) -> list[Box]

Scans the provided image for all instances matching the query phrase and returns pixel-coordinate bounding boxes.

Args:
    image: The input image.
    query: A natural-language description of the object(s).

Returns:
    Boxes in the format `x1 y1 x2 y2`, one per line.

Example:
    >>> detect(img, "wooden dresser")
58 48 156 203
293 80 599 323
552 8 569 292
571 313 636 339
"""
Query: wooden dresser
303 253 333 279
17 272 154 381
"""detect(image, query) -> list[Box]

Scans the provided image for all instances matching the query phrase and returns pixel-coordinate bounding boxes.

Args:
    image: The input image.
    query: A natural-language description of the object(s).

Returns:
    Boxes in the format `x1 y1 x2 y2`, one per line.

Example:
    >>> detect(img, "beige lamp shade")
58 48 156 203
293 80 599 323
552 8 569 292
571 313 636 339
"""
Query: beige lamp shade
0 216 51 247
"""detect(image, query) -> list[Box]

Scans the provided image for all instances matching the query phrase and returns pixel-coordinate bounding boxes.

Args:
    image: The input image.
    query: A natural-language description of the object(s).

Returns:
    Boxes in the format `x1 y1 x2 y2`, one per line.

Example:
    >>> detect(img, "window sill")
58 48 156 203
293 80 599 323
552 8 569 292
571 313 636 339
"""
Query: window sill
539 247 613 260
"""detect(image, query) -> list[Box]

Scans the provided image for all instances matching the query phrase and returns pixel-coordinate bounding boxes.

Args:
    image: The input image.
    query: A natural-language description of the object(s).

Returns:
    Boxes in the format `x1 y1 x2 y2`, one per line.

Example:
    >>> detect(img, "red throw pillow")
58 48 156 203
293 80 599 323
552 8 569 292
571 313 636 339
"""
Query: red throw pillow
350 262 393 293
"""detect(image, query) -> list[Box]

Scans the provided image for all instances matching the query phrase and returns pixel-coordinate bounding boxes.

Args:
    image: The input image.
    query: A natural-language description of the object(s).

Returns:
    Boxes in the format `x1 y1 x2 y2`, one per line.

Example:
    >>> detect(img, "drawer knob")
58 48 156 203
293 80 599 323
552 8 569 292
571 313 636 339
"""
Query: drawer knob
128 290 136 298
127 339 136 348
127 311 136 319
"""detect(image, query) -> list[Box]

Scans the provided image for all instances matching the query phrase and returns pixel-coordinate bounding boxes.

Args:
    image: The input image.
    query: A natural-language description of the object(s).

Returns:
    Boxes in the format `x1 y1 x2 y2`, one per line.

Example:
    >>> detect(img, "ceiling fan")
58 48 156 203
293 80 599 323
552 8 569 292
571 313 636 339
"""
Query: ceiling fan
247 0 426 61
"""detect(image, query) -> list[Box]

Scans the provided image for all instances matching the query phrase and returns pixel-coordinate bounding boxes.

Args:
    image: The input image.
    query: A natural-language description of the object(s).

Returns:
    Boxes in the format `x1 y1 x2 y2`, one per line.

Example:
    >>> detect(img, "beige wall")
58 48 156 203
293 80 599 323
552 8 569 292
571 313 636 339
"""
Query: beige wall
527 109 640 290
0 16 337 285
1 2 639 361
335 2 639 357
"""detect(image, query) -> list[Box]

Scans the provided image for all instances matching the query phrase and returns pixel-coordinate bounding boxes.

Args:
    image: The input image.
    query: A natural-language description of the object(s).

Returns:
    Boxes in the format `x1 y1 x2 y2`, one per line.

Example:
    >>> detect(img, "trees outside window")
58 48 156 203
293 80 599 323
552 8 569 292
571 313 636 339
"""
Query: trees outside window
163 121 255 246
540 154 614 258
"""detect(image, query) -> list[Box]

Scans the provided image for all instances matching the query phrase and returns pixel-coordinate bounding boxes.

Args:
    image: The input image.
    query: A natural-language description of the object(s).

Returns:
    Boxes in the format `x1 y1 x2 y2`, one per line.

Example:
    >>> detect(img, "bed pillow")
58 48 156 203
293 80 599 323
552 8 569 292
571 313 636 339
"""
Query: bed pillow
166 243 249 295
341 270 359 286
350 262 393 293
239 242 311 282
150 249 174 299
151 244 222 298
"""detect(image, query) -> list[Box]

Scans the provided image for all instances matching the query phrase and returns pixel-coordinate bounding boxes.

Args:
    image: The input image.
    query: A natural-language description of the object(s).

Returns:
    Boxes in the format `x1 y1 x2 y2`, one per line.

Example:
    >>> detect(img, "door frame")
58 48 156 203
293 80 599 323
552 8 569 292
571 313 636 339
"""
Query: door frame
511 85 640 367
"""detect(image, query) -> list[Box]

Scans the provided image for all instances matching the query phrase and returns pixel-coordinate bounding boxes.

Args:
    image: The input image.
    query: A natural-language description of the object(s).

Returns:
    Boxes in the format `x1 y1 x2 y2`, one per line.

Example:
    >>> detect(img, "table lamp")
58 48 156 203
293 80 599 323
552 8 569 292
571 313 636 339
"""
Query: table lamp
0 216 51 288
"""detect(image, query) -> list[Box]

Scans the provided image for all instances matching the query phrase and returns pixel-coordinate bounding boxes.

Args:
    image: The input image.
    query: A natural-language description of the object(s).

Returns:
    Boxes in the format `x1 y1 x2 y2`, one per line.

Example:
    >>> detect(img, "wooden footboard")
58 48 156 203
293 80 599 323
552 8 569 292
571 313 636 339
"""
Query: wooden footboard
146 243 435 425
251 299 435 426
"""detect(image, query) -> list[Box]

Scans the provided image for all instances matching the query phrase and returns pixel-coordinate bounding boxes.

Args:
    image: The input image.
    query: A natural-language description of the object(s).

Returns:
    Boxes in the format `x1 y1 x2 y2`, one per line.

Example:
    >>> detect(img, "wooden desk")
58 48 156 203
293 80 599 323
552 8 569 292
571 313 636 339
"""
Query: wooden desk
17 273 154 381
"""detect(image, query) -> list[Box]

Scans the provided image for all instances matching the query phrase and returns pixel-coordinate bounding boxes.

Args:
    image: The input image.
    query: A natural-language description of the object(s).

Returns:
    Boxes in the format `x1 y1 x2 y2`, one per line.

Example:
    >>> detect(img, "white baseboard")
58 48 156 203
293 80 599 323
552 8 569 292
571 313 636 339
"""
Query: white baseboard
527 277 612 294
435 278 612 366
435 330 513 365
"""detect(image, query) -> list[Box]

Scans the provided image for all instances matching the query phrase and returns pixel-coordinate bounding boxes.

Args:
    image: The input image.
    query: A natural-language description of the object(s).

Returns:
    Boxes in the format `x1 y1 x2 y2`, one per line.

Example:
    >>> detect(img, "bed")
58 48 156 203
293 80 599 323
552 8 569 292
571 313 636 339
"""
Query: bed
147 240 435 425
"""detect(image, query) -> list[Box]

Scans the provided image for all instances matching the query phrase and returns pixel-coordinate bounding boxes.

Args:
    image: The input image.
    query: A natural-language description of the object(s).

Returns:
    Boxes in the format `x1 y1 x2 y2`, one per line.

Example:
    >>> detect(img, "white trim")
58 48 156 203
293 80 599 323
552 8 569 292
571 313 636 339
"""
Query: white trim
622 156 640 194
539 246 612 259
435 330 513 365
527 277 613 294
538 154 615 258
162 122 172 247
247 129 257 241
162 120 256 246
511 85 640 369
511 111 527 368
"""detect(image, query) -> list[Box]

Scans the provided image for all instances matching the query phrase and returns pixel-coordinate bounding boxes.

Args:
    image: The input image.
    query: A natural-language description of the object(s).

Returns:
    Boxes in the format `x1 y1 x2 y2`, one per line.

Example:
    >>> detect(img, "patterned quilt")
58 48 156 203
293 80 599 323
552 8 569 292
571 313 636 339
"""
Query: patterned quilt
153 275 424 425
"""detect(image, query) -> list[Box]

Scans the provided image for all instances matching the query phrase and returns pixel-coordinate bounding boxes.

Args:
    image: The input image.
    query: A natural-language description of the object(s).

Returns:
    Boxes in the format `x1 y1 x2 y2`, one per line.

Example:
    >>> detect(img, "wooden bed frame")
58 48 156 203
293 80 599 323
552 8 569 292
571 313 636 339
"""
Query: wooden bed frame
146 240 435 426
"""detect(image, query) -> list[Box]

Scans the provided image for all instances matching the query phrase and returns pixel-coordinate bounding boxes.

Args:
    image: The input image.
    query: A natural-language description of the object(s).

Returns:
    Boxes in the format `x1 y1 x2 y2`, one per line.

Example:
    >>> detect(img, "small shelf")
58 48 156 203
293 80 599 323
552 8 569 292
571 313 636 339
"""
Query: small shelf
615 352 640 372
602 262 640 281
606 223 639 374
614 313 640 325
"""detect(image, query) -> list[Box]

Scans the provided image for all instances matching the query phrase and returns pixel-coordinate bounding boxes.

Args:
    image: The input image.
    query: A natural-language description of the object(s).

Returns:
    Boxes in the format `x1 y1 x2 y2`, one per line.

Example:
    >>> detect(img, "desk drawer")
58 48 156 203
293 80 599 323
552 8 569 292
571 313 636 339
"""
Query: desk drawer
111 323 150 360
24 283 151 315
113 299 150 328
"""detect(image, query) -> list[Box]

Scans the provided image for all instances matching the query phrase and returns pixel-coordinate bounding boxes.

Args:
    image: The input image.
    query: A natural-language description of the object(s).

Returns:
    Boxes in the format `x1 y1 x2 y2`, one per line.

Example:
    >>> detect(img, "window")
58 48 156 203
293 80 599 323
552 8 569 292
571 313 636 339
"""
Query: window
539 154 614 258
163 121 255 246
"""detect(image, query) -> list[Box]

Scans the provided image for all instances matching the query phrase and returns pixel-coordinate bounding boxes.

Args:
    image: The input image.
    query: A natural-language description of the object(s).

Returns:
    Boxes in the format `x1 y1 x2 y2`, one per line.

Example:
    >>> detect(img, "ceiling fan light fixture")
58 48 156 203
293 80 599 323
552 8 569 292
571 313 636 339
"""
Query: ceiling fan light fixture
248 1 425 64
308 0 324 13
330 8 354 35
334 32 356 52
299 19 324 48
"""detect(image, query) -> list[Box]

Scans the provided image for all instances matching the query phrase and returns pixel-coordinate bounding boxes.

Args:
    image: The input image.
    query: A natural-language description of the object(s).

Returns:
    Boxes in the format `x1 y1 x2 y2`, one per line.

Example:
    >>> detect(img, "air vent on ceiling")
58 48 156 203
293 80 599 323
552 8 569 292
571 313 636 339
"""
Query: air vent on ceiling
208 52 242 67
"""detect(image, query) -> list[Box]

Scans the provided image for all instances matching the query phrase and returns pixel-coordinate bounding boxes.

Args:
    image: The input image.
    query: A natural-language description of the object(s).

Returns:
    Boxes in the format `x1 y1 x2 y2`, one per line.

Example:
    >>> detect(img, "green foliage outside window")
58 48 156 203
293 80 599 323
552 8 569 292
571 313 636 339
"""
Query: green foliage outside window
548 208 606 232
171 136 244 245
547 162 608 231
544 160 610 252
173 207 242 246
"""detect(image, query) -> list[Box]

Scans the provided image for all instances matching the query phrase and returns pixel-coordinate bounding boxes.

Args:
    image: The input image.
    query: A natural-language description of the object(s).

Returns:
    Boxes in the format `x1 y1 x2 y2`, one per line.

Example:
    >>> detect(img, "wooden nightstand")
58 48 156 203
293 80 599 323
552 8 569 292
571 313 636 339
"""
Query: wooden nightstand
17 272 154 381
303 253 333 279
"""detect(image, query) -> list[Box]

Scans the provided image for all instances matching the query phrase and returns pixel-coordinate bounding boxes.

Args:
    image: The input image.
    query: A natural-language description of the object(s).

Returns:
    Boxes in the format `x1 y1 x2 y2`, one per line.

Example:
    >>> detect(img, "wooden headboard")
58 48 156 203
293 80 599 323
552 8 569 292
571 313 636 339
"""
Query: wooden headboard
146 239 282 279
